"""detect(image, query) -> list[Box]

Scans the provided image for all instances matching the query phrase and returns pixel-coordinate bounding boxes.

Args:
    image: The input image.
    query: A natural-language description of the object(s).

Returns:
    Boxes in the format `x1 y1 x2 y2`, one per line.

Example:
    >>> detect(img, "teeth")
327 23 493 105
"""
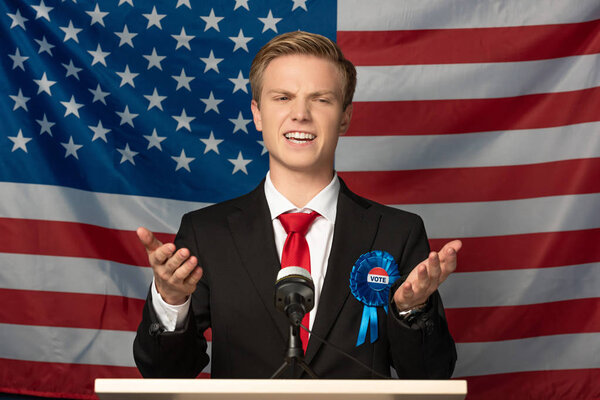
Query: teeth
285 132 315 140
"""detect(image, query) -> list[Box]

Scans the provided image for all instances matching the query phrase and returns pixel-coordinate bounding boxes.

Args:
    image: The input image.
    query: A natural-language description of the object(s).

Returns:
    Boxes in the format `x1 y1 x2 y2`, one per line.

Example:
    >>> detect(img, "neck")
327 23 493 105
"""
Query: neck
269 168 334 208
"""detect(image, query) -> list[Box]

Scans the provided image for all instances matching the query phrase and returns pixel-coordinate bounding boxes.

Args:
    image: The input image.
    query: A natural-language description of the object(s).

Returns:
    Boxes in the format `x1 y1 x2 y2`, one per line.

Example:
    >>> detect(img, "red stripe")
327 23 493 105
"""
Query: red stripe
338 19 600 65
447 298 600 343
0 289 144 331
347 87 600 135
339 158 600 204
0 288 214 340
463 369 600 400
0 217 175 266
0 357 211 399
429 228 600 272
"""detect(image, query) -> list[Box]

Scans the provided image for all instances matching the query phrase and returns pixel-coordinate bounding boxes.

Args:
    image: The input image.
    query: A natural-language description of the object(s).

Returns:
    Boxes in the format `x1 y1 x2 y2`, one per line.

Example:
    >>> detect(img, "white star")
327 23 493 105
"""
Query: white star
291 0 308 11
258 10 281 33
171 149 195 172
35 36 55 55
61 136 83 159
200 131 223 154
116 65 139 87
144 88 167 110
229 29 253 52
143 128 166 150
171 27 194 50
88 120 111 142
176 0 191 9
86 4 108 26
9 48 29 70
115 25 138 47
36 113 55 136
257 140 268 155
89 84 109 104
62 59 82 80
143 6 165 29
172 109 195 132
172 68 195 91
117 143 138 165
7 9 28 30
60 20 82 43
8 130 32 153
118 0 134 6
228 151 252 175
88 44 110 66
143 48 165 70
60 95 84 118
229 111 251 133
10 89 30 111
31 1 53 21
33 72 56 95
200 9 223 32
200 50 223 73
116 105 138 127
234 0 250 11
200 91 223 114
229 70 249 93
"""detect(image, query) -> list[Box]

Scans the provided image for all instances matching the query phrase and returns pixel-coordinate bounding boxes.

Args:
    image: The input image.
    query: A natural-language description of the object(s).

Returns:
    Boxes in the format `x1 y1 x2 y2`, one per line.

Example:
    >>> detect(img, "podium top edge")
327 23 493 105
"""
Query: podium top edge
95 379 467 395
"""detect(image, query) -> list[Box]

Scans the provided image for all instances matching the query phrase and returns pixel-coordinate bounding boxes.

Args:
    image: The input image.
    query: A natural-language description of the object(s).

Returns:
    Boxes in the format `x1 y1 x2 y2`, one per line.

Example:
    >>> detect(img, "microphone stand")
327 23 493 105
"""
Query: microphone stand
270 324 319 379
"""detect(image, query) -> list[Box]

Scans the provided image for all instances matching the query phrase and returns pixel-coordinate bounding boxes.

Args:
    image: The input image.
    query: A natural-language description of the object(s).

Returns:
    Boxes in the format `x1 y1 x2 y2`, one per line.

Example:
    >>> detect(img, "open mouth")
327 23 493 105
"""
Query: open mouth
284 131 316 144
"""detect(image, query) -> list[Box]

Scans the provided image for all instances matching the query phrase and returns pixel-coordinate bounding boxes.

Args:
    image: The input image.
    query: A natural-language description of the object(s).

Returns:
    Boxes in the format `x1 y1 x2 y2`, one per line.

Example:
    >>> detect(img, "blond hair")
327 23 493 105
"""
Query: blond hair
249 31 357 109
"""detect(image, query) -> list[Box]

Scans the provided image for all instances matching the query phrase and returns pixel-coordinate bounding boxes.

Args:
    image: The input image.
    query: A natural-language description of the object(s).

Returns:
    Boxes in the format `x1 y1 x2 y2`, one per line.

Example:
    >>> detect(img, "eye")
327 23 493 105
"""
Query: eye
276 96 289 101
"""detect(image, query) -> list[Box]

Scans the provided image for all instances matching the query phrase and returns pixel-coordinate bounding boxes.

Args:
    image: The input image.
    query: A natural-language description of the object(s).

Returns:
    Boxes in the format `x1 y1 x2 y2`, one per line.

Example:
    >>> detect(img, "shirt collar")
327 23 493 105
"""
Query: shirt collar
264 171 340 224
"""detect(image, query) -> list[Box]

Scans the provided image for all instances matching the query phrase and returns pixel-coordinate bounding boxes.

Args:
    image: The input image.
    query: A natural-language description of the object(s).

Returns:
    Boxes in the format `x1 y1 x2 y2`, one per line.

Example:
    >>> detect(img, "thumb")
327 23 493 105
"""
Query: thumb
136 227 163 253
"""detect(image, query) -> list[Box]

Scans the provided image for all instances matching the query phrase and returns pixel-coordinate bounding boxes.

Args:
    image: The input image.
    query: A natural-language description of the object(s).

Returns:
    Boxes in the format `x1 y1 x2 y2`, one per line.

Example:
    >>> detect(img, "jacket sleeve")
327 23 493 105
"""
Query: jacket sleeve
386 215 457 379
133 213 211 378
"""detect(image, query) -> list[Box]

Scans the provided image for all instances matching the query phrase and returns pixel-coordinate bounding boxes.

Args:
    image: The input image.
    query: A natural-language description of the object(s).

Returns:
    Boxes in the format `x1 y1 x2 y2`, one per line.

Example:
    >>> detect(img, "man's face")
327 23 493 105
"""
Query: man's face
251 54 352 177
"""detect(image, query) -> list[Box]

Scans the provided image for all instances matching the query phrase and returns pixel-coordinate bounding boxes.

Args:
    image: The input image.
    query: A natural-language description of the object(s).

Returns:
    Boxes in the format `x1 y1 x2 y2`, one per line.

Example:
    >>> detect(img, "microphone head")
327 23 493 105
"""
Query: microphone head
274 267 315 325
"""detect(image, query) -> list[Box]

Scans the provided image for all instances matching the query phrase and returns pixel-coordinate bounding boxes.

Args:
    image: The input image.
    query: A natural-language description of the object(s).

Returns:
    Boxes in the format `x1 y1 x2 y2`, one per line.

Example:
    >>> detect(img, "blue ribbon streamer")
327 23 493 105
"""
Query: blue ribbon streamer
350 251 400 346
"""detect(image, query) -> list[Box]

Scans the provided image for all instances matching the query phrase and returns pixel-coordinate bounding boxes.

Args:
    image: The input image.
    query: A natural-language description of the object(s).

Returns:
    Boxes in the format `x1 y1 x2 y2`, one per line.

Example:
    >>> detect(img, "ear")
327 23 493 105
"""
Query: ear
339 104 353 135
251 99 263 132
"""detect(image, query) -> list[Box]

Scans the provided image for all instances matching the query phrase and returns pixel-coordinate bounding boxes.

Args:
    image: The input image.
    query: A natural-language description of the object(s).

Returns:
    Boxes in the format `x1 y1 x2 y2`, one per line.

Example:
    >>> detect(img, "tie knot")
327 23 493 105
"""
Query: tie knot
278 211 319 236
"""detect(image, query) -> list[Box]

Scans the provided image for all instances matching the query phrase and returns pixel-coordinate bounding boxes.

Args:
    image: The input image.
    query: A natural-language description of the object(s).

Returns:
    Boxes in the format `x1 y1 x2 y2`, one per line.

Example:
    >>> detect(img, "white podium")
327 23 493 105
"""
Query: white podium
95 379 467 400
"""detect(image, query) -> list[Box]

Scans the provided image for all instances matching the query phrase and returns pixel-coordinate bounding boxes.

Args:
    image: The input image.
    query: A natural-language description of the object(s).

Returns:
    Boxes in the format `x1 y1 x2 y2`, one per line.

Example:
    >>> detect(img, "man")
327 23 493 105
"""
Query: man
133 31 461 379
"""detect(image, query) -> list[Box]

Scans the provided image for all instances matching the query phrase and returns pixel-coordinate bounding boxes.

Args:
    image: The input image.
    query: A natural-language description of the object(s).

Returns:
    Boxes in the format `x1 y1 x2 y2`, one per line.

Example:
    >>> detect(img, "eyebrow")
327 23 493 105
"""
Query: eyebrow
266 89 339 98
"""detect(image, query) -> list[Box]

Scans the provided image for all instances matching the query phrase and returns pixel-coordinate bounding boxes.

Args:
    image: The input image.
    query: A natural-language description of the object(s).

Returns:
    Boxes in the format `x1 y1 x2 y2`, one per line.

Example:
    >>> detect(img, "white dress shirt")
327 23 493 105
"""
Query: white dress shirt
151 172 340 332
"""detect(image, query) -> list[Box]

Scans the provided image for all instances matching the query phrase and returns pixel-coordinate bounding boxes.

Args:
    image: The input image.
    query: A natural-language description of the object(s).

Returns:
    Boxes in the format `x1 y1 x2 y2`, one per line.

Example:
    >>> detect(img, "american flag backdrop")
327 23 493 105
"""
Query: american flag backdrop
1 0 599 399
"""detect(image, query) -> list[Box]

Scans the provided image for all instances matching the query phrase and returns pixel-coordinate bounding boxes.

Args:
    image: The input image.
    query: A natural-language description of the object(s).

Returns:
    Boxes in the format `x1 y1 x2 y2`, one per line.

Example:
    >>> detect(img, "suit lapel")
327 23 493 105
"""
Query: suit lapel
227 183 289 342
305 182 381 363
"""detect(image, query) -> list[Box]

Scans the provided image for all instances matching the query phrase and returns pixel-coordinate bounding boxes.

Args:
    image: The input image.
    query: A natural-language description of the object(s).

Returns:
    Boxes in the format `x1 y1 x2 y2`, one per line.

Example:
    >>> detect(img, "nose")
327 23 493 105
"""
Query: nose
290 99 310 122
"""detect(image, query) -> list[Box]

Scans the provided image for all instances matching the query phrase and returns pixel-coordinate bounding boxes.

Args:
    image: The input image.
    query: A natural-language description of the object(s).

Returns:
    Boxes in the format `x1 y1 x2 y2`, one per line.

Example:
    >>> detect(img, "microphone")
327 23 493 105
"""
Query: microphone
274 267 315 326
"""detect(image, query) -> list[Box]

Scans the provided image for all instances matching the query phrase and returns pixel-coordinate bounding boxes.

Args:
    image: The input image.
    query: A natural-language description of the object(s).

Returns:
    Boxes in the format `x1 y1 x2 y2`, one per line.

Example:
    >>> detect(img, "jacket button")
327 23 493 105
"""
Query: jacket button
149 323 163 336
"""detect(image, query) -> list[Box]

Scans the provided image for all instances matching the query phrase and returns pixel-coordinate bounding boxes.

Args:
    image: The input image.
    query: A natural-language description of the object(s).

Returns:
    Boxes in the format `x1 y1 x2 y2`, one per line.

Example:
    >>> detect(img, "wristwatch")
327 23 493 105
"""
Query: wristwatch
397 301 428 324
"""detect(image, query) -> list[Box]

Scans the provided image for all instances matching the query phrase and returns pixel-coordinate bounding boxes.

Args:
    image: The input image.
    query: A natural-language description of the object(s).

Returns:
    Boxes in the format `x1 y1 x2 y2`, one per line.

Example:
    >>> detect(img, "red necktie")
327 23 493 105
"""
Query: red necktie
278 211 319 353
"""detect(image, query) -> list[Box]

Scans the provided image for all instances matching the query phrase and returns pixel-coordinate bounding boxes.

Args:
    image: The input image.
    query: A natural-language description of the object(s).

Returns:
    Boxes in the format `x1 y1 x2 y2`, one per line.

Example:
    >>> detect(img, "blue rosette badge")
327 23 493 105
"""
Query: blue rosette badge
350 251 401 346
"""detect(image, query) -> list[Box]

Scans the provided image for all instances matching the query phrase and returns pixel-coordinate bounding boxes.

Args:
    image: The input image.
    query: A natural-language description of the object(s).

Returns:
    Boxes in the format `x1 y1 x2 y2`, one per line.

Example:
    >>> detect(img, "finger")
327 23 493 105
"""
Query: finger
171 255 198 283
184 265 204 287
416 263 431 291
137 227 163 253
164 247 191 274
438 240 462 281
149 242 177 266
427 251 442 284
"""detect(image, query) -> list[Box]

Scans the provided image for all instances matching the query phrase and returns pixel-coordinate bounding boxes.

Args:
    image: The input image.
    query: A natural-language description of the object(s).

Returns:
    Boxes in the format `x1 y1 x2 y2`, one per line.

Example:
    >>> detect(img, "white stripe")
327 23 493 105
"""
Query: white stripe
453 333 600 377
0 323 212 372
440 263 600 308
0 182 207 233
338 0 600 30
354 54 600 102
397 193 600 238
0 253 153 300
336 122 600 171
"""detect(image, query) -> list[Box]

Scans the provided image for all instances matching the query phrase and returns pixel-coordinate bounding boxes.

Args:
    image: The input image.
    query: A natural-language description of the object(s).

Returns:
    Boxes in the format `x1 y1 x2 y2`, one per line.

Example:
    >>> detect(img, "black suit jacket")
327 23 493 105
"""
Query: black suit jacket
133 179 456 379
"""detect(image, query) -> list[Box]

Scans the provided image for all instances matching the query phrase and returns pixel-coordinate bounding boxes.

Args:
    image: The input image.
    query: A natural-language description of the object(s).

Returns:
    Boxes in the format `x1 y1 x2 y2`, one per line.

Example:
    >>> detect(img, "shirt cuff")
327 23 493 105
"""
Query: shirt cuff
150 278 191 331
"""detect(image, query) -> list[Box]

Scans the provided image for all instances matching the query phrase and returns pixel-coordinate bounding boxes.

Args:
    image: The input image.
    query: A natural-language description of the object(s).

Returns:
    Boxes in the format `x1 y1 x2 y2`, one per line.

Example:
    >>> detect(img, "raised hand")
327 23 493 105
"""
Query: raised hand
393 240 462 311
137 227 203 305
